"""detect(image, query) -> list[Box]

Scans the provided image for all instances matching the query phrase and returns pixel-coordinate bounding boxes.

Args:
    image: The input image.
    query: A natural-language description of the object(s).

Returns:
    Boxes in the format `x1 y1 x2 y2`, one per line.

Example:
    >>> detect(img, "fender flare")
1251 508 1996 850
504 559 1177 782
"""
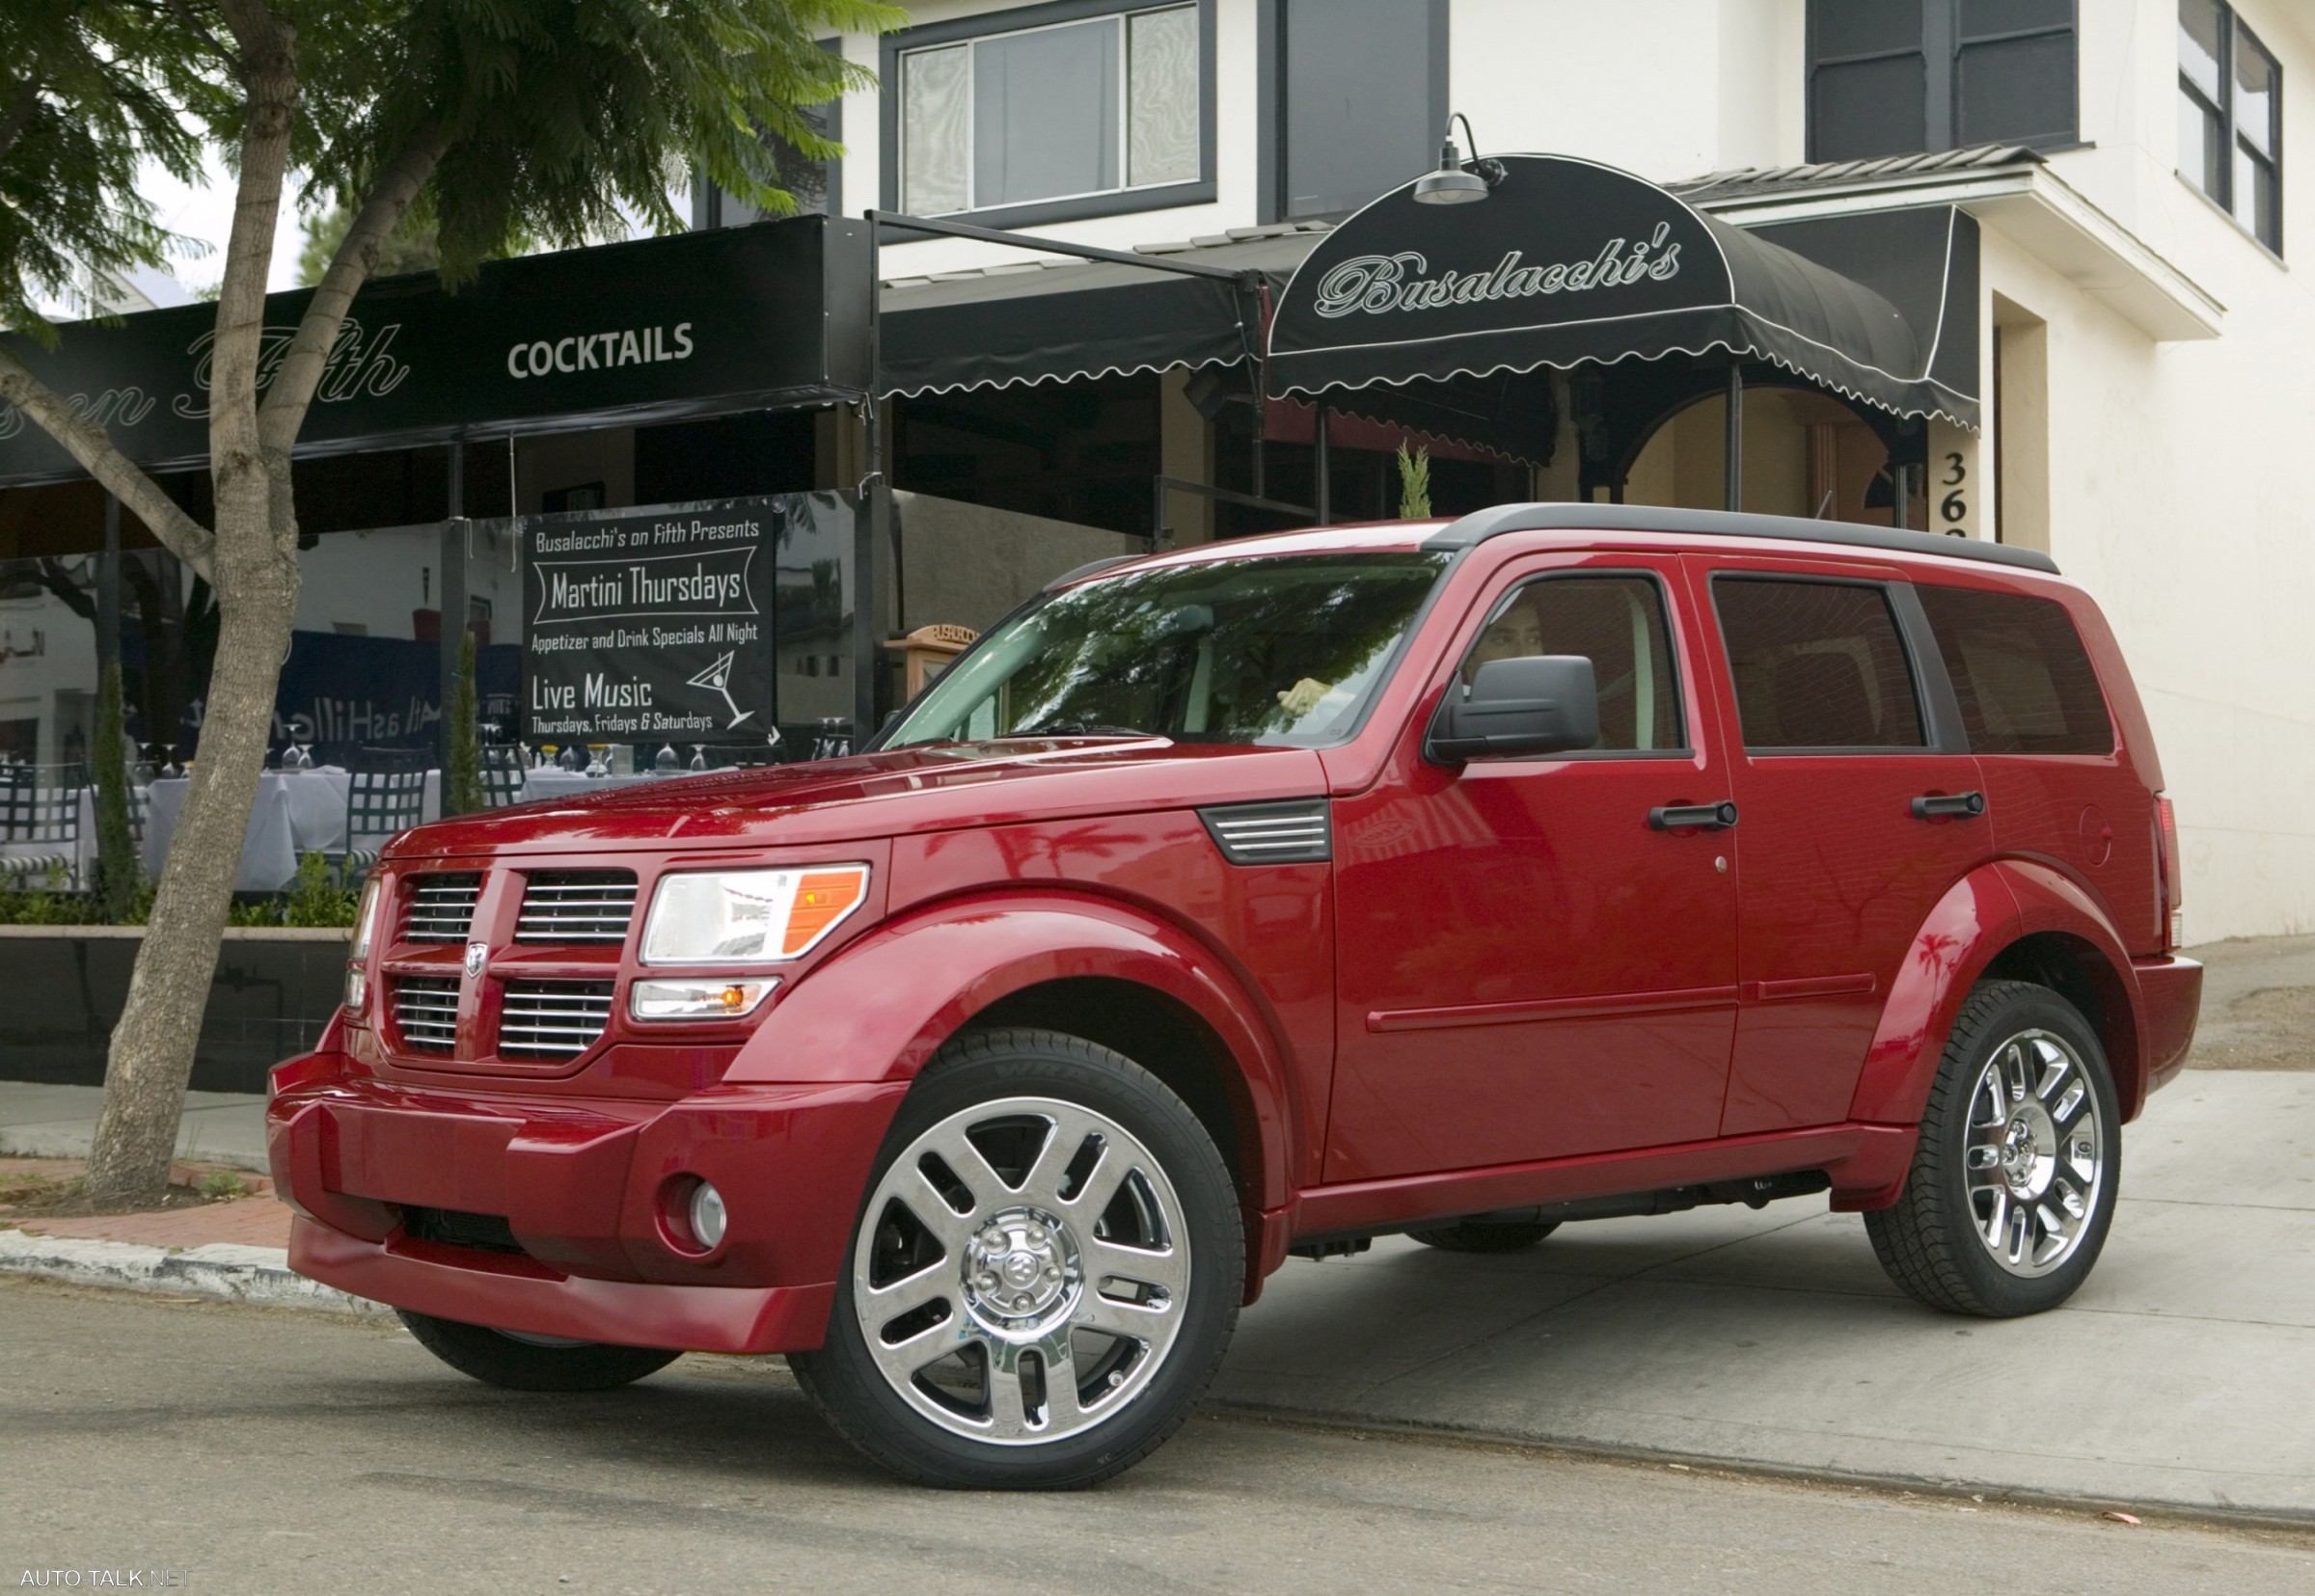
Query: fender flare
1848 859 2145 1130
725 892 1298 1212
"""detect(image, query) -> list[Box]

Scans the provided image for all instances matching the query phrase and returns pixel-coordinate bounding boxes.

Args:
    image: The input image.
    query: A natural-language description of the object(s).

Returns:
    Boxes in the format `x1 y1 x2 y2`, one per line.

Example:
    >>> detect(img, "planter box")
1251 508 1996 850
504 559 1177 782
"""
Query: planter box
0 926 350 1095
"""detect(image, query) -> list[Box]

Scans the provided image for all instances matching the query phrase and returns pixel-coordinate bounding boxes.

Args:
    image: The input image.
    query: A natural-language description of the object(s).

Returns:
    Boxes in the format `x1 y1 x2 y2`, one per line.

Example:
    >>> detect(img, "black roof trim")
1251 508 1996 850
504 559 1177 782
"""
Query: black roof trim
1422 503 2059 575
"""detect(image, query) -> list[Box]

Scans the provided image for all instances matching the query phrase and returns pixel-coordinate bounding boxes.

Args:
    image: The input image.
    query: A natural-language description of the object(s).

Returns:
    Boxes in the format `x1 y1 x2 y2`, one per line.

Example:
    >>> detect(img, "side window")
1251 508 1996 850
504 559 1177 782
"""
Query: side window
1712 578 1928 750
1916 584 2113 755
1458 575 1684 752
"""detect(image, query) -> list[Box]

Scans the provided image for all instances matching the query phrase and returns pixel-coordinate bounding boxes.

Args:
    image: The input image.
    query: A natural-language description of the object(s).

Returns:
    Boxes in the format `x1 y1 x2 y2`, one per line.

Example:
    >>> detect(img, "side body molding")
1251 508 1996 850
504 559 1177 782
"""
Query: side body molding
1846 859 2147 1144
724 894 1299 1214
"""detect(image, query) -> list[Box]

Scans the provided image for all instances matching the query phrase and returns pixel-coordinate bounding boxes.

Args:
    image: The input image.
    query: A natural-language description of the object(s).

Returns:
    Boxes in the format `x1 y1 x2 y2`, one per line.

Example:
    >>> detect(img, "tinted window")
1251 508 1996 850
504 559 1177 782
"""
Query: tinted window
1714 579 1927 750
1916 584 2112 755
1458 576 1683 752
1809 0 2078 161
1281 0 1440 221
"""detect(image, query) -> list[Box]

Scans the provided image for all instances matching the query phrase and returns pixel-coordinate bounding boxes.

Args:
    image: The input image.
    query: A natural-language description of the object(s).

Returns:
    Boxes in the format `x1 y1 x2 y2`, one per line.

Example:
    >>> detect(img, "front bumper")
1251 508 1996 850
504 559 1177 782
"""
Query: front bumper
267 1050 906 1353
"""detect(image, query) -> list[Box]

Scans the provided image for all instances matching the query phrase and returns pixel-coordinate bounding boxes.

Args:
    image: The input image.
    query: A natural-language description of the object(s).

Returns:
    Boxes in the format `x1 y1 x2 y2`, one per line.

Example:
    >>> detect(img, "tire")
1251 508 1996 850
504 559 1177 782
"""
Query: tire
1865 980 2122 1317
396 1309 682 1392
1407 1219 1561 1254
790 1027 1242 1490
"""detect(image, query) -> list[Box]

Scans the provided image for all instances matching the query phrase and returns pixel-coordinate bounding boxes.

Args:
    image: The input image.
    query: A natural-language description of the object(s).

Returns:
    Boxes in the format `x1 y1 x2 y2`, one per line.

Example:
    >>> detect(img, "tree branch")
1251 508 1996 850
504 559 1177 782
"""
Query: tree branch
0 347 216 582
0 75 41 168
257 122 447 454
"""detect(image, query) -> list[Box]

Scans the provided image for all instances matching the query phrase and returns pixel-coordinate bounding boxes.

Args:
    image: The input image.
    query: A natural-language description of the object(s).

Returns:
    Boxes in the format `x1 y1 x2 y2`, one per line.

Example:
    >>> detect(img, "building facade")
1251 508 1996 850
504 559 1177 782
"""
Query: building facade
762 0 2298 943
0 1 2304 944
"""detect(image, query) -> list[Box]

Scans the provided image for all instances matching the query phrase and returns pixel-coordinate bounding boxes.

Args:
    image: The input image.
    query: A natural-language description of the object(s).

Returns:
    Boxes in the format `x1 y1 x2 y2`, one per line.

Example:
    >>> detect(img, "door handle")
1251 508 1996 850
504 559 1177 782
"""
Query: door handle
1909 791 1987 820
1648 800 1739 831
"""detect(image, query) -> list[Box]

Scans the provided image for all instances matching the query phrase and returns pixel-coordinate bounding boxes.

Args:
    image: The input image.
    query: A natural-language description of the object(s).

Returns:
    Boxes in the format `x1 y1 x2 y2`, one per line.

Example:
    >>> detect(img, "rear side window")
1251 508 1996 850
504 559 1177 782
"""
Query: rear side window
1916 584 2113 755
1712 578 1927 750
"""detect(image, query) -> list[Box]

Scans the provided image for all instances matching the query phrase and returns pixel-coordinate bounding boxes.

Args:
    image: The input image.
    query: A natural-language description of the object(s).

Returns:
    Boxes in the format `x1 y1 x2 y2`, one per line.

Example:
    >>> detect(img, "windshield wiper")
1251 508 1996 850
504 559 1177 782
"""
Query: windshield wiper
1011 719 1158 739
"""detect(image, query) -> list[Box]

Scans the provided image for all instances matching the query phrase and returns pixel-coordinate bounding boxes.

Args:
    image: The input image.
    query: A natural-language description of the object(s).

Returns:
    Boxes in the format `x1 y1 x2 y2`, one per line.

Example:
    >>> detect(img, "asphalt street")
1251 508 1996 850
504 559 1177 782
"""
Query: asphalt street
4 1279 2310 1596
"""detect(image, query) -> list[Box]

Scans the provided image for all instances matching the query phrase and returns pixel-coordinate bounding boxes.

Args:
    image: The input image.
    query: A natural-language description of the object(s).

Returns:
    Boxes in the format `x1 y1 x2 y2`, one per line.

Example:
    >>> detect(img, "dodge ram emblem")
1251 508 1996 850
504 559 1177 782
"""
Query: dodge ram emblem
464 941 488 979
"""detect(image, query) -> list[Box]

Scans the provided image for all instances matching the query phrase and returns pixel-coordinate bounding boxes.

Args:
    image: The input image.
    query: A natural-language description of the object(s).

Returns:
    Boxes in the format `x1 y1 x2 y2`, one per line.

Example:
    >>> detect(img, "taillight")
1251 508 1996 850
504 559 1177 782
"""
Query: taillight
2155 796 2183 951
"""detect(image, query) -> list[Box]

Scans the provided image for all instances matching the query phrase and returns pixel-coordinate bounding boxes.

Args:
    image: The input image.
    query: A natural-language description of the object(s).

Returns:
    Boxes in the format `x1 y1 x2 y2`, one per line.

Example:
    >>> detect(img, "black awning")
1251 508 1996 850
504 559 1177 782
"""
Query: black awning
876 231 1313 399
0 218 872 487
1266 154 1977 432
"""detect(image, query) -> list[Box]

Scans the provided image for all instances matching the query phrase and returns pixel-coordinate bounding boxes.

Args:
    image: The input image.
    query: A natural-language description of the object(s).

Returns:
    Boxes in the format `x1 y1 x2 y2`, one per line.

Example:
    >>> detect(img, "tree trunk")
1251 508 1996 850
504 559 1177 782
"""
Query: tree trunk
80 3 302 1209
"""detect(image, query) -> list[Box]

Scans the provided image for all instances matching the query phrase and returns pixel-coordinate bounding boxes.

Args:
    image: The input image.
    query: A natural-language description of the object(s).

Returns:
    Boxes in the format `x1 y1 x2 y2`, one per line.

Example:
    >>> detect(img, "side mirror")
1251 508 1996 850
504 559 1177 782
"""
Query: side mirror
1425 655 1601 764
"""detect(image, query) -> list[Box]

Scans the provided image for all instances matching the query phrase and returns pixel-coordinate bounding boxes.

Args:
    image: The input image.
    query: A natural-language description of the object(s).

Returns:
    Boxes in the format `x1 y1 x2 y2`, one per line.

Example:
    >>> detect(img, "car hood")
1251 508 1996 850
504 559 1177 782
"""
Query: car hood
386 739 1332 860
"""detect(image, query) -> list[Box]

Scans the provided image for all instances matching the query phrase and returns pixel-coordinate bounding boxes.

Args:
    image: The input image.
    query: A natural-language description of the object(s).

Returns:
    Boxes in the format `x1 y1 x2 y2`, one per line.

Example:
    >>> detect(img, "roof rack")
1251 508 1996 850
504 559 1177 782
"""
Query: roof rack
1422 503 2058 574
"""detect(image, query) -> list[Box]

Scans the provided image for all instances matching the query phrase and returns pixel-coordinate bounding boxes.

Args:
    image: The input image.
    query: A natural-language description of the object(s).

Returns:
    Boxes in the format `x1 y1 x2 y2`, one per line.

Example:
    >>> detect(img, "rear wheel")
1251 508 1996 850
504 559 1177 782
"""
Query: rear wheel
396 1309 681 1392
1407 1218 1560 1254
790 1028 1241 1489
1865 980 2121 1317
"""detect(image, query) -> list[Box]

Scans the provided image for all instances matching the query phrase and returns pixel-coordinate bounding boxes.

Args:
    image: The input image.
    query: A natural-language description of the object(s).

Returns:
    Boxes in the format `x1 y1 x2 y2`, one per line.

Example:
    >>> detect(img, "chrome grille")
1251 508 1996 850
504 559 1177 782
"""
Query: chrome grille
498 980 614 1060
516 871 637 945
1200 799 1332 864
402 873 482 942
393 977 461 1052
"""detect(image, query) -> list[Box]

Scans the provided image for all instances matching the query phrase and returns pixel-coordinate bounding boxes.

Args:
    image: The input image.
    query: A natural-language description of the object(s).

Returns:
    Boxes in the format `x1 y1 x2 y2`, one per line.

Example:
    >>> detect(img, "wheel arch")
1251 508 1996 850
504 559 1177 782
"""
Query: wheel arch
726 892 1299 1219
1849 859 2148 1134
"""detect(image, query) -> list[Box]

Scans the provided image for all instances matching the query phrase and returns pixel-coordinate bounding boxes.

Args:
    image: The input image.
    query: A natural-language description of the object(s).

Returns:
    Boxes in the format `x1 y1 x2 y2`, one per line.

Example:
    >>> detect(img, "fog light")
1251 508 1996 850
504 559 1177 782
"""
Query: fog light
688 1180 728 1251
631 978 777 1021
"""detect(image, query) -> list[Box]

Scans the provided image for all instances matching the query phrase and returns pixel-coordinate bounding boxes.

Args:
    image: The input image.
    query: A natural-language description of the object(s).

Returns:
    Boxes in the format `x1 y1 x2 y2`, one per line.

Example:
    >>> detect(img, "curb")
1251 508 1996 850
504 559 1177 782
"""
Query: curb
0 1228 387 1316
0 1130 272 1174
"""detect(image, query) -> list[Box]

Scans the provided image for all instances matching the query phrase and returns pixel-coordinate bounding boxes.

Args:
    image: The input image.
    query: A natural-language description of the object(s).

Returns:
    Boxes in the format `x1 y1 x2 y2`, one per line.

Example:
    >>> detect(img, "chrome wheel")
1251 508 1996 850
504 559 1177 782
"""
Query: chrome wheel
851 1096 1191 1446
1964 1028 2105 1278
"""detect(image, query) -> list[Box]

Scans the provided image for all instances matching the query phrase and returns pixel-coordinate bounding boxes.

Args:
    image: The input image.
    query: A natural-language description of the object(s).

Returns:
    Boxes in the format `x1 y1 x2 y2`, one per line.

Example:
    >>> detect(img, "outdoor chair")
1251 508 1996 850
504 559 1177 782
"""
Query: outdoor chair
480 744 528 809
336 767 427 879
349 744 431 773
0 763 88 888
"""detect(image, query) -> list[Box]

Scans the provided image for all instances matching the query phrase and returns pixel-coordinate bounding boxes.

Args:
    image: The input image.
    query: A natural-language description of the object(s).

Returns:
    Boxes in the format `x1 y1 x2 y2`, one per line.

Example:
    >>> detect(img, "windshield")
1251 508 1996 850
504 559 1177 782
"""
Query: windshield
882 553 1450 748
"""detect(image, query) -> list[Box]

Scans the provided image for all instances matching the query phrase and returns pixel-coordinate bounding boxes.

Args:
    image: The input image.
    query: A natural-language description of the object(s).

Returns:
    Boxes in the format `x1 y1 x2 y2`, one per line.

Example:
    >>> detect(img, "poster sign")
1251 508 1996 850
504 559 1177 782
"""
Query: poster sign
523 499 777 745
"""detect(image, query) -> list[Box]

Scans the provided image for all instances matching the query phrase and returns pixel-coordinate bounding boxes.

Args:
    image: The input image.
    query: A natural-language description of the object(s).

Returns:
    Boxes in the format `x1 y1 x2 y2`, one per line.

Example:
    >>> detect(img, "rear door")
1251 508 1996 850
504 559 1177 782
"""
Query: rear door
1912 580 2160 952
1686 556 1985 1135
1324 553 1742 1181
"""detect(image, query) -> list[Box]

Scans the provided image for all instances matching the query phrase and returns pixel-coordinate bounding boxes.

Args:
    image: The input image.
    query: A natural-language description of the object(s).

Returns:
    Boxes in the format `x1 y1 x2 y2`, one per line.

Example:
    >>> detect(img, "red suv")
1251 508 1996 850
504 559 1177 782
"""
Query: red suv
269 504 2201 1488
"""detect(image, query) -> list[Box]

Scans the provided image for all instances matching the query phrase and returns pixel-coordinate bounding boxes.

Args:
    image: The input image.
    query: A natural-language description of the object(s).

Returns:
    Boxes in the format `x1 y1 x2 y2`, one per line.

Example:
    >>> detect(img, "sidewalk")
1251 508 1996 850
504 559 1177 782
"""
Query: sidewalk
3 936 2309 1521
0 1081 270 1171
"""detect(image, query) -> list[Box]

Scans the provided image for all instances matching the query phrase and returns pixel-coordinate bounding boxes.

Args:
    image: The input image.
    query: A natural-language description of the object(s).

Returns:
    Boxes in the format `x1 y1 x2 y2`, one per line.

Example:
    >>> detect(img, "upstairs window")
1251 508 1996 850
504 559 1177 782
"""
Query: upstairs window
1808 1 2078 163
1269 0 1448 223
2179 0 2283 254
888 2 1209 225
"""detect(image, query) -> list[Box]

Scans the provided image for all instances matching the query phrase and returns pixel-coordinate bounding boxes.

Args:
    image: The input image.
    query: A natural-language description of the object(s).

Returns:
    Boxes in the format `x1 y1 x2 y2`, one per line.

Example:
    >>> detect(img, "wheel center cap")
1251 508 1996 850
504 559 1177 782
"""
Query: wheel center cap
1999 1102 2056 1198
964 1206 1079 1328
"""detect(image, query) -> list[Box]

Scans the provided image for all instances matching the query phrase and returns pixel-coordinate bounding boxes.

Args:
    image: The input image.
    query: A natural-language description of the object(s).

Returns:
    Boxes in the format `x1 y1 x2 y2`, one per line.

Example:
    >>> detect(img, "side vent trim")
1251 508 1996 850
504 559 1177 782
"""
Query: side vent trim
1199 799 1332 865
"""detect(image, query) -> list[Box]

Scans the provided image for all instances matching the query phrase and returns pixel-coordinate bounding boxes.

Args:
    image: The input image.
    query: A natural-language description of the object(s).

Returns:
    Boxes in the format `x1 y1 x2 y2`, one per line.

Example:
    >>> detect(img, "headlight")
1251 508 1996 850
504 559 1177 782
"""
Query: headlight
344 877 384 1013
640 865 870 964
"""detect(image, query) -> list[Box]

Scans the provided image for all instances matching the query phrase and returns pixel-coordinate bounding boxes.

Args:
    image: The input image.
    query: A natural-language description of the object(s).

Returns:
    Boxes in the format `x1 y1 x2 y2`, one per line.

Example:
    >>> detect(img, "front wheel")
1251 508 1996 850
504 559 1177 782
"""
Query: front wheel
396 1309 682 1392
1865 981 2121 1317
790 1028 1242 1489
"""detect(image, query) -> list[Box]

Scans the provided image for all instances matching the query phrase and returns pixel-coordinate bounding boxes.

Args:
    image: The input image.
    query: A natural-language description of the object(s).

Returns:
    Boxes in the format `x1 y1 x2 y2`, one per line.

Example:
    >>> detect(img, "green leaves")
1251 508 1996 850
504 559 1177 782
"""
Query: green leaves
0 2 227 338
287 0 900 287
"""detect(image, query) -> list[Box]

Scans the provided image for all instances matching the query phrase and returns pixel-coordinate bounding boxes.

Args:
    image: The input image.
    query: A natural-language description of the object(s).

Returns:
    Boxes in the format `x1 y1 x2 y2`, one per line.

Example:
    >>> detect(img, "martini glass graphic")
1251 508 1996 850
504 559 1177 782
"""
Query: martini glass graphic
688 651 756 729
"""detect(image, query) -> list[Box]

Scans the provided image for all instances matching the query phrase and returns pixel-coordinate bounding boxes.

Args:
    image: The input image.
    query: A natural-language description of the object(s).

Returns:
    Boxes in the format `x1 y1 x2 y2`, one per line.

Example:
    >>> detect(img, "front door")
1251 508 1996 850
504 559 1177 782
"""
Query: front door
1686 556 1988 1135
1323 555 1742 1183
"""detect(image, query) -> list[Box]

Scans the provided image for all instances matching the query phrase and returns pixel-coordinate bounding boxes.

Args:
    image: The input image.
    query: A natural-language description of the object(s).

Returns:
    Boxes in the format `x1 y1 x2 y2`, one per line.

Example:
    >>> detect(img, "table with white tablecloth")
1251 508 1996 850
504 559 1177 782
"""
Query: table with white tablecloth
144 767 443 891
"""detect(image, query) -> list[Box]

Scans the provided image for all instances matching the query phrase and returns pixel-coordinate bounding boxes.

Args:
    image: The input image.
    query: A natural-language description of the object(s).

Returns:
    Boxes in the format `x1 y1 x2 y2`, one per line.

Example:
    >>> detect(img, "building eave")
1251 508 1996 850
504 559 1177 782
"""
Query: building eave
1690 163 2224 343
